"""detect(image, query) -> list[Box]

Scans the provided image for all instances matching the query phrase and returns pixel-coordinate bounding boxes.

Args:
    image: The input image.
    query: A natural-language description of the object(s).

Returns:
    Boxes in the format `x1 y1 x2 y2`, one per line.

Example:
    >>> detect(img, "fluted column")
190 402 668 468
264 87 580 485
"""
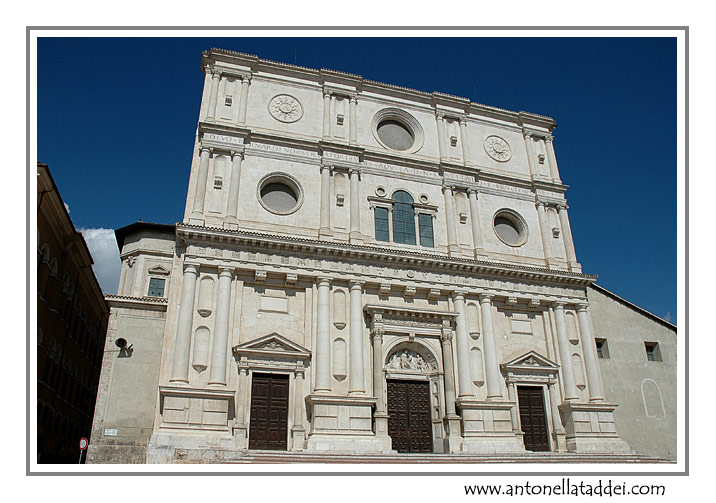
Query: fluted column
467 188 485 257
557 204 579 270
209 267 233 385
319 165 332 238
452 292 473 397
576 304 604 401
314 277 332 392
224 151 244 228
479 294 503 399
192 146 211 219
206 68 221 120
349 168 362 243
536 201 555 265
544 134 562 183
459 118 470 164
523 132 538 178
436 113 447 158
553 302 579 400
237 74 251 124
348 281 366 394
170 263 198 383
322 92 331 138
349 96 358 144
442 185 459 255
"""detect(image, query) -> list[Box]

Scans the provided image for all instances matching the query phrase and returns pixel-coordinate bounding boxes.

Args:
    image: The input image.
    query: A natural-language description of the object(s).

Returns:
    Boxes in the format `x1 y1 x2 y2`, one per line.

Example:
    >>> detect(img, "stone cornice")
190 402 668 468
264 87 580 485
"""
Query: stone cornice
105 294 169 311
175 224 597 287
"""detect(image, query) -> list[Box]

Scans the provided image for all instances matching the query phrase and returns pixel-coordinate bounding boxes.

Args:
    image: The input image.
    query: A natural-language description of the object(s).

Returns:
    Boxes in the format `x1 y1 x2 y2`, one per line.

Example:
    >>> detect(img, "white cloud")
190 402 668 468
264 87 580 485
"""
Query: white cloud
80 228 121 295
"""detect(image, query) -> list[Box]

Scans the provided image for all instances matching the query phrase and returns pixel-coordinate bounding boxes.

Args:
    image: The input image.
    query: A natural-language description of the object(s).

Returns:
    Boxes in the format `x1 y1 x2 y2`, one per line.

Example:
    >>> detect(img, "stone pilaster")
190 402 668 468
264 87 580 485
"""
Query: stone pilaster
170 263 198 383
206 68 221 120
191 146 211 222
544 134 562 183
436 113 447 159
523 132 538 178
322 92 331 138
442 185 460 255
349 168 362 243
348 281 365 394
292 366 306 450
319 165 332 238
536 201 556 267
557 204 581 272
349 96 358 144
452 292 473 398
223 150 244 229
237 74 251 124
371 321 390 445
548 379 567 452
479 294 503 399
314 277 331 392
577 304 604 401
440 322 463 452
209 267 233 386
467 188 485 258
459 118 470 164
553 302 579 400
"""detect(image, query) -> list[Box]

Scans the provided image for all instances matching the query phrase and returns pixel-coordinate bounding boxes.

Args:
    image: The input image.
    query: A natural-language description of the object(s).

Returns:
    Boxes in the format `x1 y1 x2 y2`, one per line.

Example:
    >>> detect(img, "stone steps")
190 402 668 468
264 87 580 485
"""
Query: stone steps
182 450 672 464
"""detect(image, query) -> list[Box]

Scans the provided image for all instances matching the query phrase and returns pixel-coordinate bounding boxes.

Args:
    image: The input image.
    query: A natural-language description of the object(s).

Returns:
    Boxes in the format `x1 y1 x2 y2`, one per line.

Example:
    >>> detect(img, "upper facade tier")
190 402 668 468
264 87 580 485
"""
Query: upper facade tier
183 48 581 273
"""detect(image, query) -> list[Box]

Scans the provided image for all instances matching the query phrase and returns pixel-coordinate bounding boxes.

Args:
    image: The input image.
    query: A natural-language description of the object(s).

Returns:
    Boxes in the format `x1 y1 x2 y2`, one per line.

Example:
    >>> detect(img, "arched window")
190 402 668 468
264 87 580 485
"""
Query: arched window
373 190 435 248
392 191 416 245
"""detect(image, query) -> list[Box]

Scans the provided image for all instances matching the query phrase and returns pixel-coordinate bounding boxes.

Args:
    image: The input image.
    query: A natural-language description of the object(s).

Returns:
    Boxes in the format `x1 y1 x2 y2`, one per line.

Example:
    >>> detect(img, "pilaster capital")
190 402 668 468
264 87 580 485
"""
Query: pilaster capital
323 91 332 100
183 262 199 275
348 167 361 178
452 290 467 302
230 149 245 161
536 200 546 209
210 67 222 79
349 95 358 104
371 328 385 342
459 116 469 126
239 72 252 83
316 276 332 288
544 134 554 144
218 266 235 278
478 293 493 304
440 322 454 343
466 187 479 196
349 280 365 290
442 184 455 194
320 164 333 174
199 145 212 156
576 303 590 312
435 111 445 120
553 300 568 309
523 131 533 140
556 203 569 211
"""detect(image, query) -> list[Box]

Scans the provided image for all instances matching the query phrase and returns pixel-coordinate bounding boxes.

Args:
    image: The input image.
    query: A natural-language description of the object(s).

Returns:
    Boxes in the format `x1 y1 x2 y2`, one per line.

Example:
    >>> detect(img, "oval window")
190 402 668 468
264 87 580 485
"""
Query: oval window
377 119 414 151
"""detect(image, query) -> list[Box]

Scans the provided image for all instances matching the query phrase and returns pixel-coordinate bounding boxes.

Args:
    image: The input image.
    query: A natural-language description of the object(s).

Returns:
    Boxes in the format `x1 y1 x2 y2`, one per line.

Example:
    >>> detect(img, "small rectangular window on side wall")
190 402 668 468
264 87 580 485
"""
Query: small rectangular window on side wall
595 338 609 359
148 278 166 298
418 213 434 247
374 207 390 242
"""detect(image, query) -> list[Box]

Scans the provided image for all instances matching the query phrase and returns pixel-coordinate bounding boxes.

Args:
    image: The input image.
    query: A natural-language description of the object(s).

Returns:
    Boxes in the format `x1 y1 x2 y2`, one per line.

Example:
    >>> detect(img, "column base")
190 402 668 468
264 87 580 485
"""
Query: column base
448 244 461 256
349 231 364 244
291 426 306 451
318 228 333 239
567 262 582 273
558 401 632 454
473 248 488 260
443 414 463 453
233 423 248 450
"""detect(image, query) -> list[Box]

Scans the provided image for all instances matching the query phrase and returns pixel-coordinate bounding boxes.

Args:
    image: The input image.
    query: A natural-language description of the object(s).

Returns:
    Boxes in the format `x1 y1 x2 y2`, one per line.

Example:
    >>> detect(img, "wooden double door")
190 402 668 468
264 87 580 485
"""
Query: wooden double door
517 385 550 452
387 379 433 453
249 373 289 450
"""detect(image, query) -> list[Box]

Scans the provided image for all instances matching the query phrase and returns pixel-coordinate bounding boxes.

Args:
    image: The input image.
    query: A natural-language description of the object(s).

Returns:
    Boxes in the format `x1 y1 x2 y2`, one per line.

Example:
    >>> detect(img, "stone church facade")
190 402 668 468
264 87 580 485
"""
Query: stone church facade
87 48 676 463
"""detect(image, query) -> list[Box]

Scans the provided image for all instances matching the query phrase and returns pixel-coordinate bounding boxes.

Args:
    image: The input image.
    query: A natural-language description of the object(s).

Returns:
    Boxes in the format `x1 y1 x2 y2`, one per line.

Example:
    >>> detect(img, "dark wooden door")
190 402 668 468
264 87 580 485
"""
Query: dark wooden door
387 379 433 453
249 373 289 450
517 385 550 452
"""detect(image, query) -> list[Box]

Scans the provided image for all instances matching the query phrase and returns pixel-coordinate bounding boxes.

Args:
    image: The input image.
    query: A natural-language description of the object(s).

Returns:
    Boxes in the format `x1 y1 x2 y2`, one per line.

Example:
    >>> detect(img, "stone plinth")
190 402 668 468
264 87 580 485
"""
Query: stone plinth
558 402 632 454
457 399 526 453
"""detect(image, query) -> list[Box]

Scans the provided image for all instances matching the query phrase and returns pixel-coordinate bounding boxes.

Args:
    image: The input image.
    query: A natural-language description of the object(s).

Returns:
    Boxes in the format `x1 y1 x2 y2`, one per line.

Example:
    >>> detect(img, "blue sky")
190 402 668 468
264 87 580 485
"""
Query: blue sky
36 36 677 323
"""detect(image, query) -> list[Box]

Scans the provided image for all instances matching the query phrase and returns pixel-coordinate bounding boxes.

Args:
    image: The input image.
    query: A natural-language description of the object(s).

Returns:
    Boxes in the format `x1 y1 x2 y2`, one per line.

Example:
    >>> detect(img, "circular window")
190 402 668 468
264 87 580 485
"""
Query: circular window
371 108 424 154
493 210 528 246
257 173 304 215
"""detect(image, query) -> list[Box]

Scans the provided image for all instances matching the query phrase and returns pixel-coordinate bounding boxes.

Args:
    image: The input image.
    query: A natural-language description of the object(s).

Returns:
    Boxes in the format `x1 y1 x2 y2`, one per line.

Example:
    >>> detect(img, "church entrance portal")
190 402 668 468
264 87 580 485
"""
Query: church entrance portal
387 379 433 453
248 373 289 450
517 385 550 451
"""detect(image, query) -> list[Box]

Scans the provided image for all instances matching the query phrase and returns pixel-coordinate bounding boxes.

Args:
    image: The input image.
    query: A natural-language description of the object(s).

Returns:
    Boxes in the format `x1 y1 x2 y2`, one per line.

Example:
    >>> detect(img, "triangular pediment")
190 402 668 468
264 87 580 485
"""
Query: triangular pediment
502 350 559 371
233 333 310 358
148 264 171 275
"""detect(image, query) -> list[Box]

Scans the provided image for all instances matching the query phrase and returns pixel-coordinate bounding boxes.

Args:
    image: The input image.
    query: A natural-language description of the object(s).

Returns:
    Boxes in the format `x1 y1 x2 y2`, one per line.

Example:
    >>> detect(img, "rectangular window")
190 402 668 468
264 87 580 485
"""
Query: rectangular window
418 213 434 247
148 278 166 298
595 338 609 359
374 207 390 242
644 342 662 362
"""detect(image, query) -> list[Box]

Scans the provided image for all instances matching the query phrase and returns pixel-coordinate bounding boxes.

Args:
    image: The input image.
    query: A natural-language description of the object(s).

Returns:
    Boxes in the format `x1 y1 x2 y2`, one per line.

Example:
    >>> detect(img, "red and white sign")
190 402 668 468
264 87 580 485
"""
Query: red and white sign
79 438 88 450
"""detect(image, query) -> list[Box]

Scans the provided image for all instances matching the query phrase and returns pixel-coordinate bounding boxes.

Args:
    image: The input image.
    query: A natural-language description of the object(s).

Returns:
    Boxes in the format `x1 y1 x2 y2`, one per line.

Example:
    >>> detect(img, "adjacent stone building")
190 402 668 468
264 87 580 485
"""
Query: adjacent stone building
86 49 676 463
37 162 109 463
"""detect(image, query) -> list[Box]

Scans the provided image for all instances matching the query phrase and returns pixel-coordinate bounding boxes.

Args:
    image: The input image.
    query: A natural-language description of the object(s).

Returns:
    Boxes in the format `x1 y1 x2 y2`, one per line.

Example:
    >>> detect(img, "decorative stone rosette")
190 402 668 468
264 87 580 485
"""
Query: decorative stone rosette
268 94 303 123
484 135 512 162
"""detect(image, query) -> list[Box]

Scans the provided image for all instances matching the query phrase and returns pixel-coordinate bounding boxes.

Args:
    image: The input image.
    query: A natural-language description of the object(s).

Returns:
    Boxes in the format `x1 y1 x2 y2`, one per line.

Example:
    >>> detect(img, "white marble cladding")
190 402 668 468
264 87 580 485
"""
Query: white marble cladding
184 49 577 271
